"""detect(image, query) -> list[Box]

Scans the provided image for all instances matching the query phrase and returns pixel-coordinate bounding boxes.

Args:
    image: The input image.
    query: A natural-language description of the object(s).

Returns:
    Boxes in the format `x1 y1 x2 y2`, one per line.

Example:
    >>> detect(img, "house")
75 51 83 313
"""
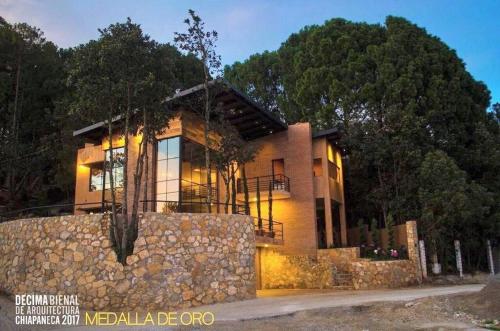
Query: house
73 80 348 276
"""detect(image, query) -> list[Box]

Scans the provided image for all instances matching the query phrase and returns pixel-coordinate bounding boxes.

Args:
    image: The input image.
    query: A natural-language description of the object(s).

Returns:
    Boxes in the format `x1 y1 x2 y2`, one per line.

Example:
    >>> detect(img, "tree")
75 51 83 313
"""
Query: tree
212 124 242 213
357 219 367 246
370 218 380 248
225 16 499 271
68 19 200 263
418 150 468 271
256 177 262 232
0 19 67 211
175 9 222 212
386 213 395 249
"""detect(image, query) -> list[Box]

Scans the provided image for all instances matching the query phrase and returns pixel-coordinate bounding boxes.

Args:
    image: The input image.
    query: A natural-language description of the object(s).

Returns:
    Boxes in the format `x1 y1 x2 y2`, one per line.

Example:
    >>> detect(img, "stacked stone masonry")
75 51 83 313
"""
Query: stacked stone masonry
260 221 422 290
0 212 256 310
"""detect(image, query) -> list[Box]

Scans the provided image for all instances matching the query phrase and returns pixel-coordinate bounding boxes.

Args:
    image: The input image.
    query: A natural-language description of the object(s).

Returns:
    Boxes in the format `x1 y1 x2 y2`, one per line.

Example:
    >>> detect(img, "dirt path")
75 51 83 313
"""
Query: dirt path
0 284 488 331
191 284 484 321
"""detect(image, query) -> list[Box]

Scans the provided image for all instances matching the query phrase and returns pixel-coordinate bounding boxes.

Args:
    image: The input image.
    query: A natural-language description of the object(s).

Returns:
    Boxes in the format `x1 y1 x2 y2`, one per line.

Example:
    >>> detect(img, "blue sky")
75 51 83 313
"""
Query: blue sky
2 0 499 106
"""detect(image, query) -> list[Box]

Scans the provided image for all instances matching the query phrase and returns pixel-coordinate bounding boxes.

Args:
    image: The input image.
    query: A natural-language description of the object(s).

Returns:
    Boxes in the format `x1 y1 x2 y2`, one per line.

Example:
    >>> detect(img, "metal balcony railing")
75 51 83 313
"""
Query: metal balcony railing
253 216 284 242
180 180 218 201
236 174 290 194
141 200 246 215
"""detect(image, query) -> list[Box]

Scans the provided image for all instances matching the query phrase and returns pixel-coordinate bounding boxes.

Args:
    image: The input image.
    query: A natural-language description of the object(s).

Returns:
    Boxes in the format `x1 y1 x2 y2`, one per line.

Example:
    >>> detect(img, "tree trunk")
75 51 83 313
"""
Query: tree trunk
268 180 273 233
203 66 212 213
257 177 262 229
230 163 237 213
107 114 120 262
142 108 150 213
242 165 250 215
120 83 131 264
8 47 22 206
224 171 230 214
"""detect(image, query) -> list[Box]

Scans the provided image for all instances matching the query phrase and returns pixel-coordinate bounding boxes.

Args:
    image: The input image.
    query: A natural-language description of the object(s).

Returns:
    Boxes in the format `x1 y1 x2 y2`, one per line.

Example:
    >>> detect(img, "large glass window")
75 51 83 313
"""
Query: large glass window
89 165 104 192
181 138 217 212
105 147 124 189
316 198 327 249
155 137 180 212
331 200 342 248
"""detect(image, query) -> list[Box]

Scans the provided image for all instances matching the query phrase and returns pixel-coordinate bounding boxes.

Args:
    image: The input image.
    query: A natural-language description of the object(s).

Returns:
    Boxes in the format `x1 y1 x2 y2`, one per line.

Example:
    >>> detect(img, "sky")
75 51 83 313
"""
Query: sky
1 0 499 107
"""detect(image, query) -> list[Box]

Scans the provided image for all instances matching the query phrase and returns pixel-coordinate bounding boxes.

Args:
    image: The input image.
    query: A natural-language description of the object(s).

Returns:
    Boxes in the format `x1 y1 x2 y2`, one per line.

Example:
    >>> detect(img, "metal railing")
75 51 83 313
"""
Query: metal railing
180 180 218 201
253 216 284 242
140 200 247 215
236 174 290 194
1 200 284 243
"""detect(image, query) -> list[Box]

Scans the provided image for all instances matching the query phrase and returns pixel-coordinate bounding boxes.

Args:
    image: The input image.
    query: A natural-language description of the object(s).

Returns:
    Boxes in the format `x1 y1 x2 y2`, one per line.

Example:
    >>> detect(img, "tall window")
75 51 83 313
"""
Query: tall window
331 200 342 248
156 137 180 212
105 147 124 189
180 138 217 212
89 165 104 191
328 161 340 181
313 158 323 177
315 198 327 249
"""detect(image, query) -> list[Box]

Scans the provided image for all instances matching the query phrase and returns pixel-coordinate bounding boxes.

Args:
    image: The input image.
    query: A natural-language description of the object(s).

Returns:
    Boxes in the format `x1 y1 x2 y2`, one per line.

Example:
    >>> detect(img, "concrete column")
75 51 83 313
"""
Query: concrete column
454 240 463 278
321 141 334 247
419 240 428 279
487 240 495 275
406 220 422 283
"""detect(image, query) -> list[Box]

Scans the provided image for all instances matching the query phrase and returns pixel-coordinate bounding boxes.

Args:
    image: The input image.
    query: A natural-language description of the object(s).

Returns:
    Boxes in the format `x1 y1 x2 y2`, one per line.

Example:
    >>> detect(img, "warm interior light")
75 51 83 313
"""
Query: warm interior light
264 244 269 247
193 168 201 172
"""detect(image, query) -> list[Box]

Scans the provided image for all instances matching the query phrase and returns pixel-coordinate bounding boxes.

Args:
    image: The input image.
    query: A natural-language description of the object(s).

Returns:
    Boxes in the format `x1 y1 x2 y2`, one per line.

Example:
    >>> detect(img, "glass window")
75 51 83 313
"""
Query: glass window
328 161 339 182
313 158 323 177
155 137 180 210
89 165 104 191
167 137 180 158
104 147 124 189
316 198 327 249
180 138 218 208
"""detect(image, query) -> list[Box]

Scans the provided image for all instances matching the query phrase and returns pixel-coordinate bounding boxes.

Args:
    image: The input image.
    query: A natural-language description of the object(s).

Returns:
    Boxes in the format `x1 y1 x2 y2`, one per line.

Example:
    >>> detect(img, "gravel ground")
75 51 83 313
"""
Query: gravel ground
0 284 496 331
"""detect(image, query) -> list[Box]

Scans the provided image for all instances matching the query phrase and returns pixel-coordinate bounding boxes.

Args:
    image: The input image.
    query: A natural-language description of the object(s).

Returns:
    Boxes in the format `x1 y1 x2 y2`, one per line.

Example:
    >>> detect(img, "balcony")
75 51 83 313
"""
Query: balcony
236 174 291 201
254 217 284 246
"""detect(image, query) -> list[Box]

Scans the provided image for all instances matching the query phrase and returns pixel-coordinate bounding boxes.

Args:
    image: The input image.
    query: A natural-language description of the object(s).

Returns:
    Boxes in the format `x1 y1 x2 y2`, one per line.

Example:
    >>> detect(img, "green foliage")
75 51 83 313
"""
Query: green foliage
357 219 367 245
370 218 380 247
386 213 396 249
0 18 68 209
225 16 500 271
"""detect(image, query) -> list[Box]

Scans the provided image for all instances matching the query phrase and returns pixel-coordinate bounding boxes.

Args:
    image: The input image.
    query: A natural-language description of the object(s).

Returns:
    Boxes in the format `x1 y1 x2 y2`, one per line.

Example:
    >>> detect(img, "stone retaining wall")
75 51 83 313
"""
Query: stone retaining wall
260 221 422 290
350 259 420 289
260 250 332 289
0 212 256 310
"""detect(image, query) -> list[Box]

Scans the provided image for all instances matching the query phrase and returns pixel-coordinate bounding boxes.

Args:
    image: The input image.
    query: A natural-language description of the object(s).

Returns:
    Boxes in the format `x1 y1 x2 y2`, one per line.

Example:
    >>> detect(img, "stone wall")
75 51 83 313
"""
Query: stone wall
260 250 333 289
260 221 422 290
0 212 255 310
349 259 420 289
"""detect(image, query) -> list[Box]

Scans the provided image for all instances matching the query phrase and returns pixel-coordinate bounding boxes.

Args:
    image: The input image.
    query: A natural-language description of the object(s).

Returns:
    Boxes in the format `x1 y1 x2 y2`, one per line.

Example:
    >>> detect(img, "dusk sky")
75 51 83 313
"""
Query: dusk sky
2 0 499 107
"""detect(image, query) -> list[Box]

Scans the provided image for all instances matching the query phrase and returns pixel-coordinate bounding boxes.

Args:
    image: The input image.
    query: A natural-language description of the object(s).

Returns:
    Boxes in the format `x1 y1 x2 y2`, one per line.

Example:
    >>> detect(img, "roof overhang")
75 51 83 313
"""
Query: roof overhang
312 128 341 141
73 80 287 141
